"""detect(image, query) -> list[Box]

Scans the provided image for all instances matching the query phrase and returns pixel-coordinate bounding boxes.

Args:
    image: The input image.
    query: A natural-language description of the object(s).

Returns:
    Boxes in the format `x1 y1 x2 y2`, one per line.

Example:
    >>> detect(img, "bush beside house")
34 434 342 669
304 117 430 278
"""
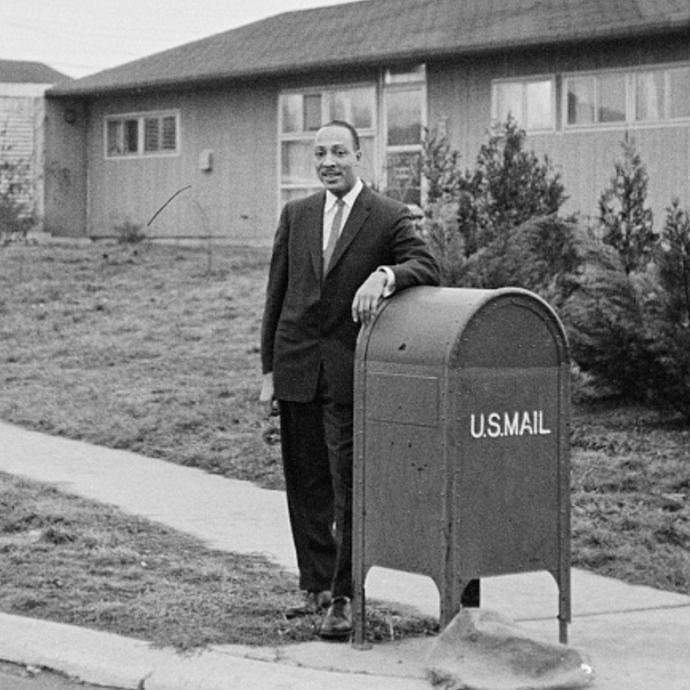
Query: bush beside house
418 121 690 420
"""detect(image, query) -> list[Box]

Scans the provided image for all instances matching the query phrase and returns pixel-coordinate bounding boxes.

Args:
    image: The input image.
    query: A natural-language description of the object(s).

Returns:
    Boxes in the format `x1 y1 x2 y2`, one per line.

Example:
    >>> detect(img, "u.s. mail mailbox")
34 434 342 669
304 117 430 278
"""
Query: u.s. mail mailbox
352 286 571 646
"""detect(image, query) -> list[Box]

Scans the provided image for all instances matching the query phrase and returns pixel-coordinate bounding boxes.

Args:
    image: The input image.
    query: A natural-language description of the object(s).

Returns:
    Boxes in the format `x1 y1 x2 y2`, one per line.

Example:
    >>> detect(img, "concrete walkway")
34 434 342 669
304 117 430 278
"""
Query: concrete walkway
0 420 688 689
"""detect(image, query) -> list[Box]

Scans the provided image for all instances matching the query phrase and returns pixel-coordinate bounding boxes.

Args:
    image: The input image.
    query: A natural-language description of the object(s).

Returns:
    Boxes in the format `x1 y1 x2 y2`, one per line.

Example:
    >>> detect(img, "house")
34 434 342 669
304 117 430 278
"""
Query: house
44 0 690 242
0 59 70 224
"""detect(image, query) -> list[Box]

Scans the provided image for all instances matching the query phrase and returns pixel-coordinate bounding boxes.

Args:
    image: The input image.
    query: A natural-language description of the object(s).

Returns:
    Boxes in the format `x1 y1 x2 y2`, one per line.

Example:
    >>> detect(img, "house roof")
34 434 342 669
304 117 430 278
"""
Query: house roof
0 59 70 85
48 0 690 97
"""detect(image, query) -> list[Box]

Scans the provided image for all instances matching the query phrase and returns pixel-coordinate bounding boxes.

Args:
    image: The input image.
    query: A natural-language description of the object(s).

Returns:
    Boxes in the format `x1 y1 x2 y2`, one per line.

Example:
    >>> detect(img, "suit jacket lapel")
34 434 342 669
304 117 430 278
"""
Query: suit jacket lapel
324 186 372 277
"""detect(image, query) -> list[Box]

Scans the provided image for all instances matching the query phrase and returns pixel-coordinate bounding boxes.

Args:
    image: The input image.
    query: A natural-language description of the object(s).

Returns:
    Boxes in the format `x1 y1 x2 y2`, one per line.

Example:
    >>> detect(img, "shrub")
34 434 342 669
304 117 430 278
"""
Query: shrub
0 126 36 243
115 220 146 244
598 134 656 274
420 118 569 289
563 200 690 418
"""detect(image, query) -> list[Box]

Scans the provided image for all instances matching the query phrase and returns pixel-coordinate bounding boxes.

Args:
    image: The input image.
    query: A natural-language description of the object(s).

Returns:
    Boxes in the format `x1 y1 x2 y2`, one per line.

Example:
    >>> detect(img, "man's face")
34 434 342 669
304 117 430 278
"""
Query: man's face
313 125 361 197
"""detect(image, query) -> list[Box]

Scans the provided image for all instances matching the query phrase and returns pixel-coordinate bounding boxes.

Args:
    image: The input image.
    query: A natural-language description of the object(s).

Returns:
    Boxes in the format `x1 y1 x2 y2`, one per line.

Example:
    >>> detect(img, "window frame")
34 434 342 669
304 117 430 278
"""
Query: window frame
104 110 180 160
277 82 378 203
562 61 690 132
491 74 556 133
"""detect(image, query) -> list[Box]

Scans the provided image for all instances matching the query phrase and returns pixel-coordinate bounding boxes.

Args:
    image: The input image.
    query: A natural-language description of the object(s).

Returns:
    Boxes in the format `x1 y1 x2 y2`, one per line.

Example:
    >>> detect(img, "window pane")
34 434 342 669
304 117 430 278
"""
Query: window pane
636 71 664 121
325 87 374 129
567 77 594 125
385 64 426 84
280 140 314 185
303 94 322 131
161 116 177 150
598 74 626 122
669 67 690 119
386 88 422 145
124 119 138 154
281 94 302 133
106 120 121 155
385 150 421 205
525 80 552 129
495 82 523 123
144 118 160 152
358 135 375 185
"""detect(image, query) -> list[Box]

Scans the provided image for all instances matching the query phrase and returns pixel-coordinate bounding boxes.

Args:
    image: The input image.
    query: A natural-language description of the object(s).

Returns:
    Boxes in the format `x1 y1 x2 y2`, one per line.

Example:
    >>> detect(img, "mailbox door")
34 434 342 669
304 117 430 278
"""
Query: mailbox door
360 364 447 585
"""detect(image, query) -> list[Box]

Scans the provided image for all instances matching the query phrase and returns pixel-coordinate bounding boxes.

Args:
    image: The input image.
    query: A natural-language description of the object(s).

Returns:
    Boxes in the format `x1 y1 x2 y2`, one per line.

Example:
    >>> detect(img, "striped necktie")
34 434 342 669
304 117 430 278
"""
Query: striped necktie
323 198 345 274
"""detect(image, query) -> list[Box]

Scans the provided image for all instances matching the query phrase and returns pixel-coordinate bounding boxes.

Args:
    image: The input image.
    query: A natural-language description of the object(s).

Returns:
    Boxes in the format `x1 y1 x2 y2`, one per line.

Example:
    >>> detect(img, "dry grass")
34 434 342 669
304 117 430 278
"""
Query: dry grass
0 471 437 649
570 402 689 593
0 241 284 488
0 240 688 609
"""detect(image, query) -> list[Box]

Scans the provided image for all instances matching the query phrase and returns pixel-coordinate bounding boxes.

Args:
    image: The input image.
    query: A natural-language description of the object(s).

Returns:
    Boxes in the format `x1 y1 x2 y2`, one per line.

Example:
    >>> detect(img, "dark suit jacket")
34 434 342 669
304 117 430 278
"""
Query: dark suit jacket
261 184 440 406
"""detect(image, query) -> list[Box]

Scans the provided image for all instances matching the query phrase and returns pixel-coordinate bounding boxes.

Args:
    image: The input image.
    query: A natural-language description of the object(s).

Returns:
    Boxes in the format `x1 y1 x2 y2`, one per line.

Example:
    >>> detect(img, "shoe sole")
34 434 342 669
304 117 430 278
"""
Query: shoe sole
318 628 352 641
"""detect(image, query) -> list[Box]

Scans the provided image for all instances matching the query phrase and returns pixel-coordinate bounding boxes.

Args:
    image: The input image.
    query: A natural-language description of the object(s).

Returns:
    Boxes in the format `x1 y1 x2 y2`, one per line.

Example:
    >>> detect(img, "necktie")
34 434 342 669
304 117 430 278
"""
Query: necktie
323 198 345 274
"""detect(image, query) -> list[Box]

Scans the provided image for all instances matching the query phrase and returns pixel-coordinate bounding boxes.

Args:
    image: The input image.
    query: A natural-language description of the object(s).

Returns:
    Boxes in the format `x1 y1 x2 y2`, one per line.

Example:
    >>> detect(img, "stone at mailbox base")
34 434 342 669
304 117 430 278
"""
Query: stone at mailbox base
353 287 571 647
426 608 594 690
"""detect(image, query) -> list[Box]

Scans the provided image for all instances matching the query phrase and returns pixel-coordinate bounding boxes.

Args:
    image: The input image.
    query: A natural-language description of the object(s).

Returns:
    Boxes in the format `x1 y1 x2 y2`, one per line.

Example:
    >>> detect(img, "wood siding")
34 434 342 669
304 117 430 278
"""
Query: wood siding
427 34 690 221
43 99 88 236
86 84 277 244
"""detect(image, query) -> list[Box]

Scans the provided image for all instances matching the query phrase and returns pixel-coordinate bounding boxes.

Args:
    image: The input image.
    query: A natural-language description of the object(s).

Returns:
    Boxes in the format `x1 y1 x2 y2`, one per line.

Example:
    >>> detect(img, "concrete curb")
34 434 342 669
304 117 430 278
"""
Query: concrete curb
0 613 431 690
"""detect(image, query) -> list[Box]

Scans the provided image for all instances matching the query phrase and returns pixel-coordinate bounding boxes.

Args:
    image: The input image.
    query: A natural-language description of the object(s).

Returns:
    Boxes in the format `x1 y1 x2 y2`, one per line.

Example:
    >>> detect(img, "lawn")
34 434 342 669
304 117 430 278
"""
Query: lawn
0 240 687 608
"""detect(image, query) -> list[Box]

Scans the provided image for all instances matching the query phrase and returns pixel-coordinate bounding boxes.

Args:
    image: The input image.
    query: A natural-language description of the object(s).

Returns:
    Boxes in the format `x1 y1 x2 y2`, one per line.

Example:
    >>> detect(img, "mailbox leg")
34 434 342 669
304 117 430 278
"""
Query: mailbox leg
559 618 568 645
351 582 370 649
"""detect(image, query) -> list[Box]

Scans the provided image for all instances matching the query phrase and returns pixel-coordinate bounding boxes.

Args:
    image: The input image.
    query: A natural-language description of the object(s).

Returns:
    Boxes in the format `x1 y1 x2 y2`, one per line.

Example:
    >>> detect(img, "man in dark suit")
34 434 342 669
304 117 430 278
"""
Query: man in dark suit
260 120 439 639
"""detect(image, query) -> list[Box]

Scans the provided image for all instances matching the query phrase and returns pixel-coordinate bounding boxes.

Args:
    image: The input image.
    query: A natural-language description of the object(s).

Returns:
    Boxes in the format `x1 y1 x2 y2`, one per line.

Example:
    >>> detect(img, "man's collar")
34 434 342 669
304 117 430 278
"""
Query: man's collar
325 177 363 210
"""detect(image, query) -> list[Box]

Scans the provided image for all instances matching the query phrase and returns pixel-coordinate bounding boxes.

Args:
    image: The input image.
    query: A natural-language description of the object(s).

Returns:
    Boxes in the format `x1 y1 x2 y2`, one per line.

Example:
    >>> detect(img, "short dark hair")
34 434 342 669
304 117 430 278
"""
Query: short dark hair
319 120 360 151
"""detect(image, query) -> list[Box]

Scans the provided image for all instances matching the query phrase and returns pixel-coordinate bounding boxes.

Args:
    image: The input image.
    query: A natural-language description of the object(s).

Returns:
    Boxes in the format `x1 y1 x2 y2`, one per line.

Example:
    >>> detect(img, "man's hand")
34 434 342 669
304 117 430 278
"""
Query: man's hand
259 372 278 418
352 270 387 325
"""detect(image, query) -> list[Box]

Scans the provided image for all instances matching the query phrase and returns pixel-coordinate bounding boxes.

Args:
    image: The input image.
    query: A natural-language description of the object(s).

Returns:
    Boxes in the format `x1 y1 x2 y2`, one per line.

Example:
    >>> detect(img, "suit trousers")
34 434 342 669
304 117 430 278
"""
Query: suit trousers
278 367 354 599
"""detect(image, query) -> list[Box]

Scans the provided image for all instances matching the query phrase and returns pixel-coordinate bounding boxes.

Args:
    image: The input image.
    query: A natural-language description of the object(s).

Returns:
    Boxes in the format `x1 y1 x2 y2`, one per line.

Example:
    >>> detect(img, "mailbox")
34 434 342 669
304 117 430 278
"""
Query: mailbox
352 287 571 646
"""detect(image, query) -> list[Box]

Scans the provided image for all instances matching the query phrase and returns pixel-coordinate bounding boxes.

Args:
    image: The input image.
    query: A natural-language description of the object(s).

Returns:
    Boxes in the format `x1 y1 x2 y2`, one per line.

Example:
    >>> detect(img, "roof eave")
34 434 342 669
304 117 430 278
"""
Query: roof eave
46 18 690 99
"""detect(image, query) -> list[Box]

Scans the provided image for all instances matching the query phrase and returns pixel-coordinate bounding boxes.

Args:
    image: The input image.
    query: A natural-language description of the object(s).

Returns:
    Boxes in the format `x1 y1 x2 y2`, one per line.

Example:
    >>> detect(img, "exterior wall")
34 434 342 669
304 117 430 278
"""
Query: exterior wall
43 98 88 236
427 34 690 222
0 82 54 223
85 84 277 244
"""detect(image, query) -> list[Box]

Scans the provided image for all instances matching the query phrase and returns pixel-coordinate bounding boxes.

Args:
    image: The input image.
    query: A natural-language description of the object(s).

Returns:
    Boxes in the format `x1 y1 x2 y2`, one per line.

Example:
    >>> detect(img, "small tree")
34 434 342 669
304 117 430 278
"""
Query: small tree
419 117 569 287
456 116 567 255
598 134 656 274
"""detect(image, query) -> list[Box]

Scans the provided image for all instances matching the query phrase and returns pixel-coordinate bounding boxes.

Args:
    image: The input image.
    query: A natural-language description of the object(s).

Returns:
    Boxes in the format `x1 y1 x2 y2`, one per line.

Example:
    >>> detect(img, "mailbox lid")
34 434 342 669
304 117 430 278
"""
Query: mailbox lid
358 286 494 368
357 286 568 370
451 291 568 369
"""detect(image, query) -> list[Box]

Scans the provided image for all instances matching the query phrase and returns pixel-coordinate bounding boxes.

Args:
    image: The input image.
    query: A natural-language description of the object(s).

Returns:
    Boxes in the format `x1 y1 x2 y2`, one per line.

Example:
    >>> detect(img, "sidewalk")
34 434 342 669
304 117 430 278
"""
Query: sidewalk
0 420 688 690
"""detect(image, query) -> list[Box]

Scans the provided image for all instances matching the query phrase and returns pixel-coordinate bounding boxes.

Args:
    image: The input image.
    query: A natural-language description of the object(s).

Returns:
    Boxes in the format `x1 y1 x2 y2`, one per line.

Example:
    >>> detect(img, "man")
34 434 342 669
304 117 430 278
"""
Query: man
260 120 440 640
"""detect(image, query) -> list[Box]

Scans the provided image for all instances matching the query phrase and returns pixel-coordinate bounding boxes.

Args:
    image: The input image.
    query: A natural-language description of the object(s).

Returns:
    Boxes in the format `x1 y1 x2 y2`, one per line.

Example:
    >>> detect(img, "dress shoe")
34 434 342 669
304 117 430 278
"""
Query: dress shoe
319 596 352 640
285 590 331 619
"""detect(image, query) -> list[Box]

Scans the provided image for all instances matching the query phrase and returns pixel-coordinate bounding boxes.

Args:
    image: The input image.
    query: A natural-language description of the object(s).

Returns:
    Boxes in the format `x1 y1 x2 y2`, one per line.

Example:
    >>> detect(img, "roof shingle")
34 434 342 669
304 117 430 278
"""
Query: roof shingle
48 0 690 97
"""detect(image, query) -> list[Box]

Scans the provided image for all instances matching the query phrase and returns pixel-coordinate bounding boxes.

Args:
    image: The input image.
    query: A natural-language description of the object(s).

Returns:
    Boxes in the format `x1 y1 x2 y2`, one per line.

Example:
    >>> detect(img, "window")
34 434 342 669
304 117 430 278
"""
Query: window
279 85 377 203
636 67 690 122
492 77 554 131
566 73 626 126
278 67 426 207
564 64 690 129
384 67 426 206
105 111 179 158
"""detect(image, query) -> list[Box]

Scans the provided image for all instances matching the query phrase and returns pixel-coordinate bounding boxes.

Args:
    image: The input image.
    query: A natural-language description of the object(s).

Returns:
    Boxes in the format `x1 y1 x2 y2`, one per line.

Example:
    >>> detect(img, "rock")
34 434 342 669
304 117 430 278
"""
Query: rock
425 608 594 690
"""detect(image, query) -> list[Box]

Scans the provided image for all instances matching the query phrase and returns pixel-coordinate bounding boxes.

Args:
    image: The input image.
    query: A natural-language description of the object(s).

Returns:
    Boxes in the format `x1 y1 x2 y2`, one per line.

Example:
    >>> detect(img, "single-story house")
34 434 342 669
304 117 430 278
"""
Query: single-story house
0 59 70 223
44 0 690 243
